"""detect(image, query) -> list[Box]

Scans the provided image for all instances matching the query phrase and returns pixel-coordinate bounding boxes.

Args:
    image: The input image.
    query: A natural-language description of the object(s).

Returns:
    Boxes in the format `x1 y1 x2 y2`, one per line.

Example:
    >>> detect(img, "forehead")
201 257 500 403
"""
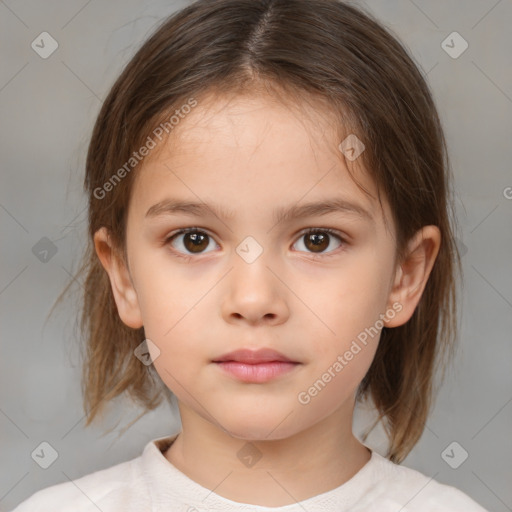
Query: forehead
132 91 391 231
164 90 344 158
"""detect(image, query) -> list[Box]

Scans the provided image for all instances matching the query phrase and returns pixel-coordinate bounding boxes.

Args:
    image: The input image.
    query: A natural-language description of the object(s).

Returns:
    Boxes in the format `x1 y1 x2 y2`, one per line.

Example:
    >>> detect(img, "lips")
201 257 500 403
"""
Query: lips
212 348 296 364
213 348 300 383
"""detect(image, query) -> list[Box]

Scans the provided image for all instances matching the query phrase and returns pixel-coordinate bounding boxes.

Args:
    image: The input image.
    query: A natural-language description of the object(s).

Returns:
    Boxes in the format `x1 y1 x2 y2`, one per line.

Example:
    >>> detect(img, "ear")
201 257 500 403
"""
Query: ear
93 227 143 329
384 225 441 328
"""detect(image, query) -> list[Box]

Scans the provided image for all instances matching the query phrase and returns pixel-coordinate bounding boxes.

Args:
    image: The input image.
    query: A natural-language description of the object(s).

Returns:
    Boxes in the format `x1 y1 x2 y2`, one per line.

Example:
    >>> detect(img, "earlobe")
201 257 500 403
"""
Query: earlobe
93 227 144 329
384 225 441 328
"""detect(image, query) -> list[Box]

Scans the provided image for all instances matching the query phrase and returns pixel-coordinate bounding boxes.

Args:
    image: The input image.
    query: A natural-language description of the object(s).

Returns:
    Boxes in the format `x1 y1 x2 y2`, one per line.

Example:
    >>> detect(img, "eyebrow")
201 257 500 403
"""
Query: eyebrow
145 197 373 224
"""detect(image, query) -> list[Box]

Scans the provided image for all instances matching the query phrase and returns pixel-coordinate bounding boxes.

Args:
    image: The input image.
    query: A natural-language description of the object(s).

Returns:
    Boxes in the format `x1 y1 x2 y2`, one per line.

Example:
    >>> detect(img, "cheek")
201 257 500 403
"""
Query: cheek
147 323 204 398
316 259 389 328
131 258 197 336
300 252 392 367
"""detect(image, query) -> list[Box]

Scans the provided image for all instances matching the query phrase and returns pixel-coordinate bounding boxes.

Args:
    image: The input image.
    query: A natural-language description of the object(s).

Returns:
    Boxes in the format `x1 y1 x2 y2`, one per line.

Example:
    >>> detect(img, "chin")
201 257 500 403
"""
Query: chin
225 425 292 442
216 408 303 442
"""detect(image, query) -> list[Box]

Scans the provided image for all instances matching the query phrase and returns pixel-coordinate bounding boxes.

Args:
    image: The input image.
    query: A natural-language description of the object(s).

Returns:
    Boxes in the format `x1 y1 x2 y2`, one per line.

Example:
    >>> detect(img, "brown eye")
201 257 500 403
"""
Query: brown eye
183 232 209 253
304 232 329 252
293 229 343 255
167 229 217 255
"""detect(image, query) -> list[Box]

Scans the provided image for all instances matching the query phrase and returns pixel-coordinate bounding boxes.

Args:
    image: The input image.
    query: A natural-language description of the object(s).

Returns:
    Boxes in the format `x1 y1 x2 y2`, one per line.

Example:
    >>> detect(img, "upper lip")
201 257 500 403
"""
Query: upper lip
213 348 297 364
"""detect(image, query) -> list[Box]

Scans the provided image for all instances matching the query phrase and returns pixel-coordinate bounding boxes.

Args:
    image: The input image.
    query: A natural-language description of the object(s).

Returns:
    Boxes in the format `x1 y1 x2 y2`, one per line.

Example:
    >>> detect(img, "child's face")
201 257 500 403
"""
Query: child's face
111 92 403 440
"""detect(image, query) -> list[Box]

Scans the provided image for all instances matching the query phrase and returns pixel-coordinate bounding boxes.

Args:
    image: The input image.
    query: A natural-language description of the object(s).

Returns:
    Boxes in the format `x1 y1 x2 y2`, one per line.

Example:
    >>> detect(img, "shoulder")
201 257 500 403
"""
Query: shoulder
10 455 148 512
362 451 489 511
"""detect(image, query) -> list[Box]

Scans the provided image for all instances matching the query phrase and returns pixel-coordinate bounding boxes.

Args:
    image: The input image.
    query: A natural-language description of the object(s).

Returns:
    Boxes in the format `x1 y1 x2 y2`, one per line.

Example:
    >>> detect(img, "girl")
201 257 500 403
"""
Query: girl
13 0 488 510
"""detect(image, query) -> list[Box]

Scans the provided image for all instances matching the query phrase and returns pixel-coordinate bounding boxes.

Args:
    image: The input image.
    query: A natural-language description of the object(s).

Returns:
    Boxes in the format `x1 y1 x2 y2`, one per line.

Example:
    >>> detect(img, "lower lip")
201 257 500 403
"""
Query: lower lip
214 361 299 383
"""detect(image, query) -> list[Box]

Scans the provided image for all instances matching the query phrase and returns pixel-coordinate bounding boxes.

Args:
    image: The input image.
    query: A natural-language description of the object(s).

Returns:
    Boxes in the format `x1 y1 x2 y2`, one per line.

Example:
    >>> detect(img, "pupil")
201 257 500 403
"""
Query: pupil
307 232 328 252
185 232 208 253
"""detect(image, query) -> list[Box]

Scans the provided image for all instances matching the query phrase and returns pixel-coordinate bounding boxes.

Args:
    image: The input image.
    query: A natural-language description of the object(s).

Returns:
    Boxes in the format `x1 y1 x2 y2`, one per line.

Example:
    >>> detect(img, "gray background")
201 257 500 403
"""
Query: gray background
1 0 511 510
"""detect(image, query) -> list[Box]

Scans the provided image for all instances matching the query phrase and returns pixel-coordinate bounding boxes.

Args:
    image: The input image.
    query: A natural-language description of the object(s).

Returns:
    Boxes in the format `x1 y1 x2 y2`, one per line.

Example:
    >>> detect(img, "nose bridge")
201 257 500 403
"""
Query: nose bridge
221 234 288 324
232 234 276 297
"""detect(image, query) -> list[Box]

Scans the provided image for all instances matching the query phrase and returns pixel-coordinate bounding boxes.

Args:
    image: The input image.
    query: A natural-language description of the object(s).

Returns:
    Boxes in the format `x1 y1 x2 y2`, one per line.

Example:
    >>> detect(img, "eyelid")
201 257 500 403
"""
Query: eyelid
292 227 347 258
164 226 216 243
164 226 219 258
296 227 346 240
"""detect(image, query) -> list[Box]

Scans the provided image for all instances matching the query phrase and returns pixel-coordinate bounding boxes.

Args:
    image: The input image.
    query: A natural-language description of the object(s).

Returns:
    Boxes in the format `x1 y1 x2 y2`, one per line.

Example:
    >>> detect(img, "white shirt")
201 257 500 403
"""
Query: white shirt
11 434 488 511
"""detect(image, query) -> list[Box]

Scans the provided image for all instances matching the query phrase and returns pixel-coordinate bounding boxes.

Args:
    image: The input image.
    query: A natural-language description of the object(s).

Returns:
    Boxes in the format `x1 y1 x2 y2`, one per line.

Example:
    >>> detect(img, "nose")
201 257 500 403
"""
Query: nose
221 249 290 326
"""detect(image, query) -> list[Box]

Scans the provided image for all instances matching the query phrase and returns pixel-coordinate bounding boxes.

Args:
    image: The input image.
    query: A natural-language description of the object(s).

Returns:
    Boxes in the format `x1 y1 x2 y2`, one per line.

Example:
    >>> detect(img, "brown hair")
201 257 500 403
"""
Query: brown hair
53 0 461 463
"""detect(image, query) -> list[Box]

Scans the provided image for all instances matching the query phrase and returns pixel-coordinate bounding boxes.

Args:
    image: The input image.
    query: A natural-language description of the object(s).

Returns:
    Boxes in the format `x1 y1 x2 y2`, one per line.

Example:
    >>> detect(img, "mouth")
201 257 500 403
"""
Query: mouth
212 348 300 383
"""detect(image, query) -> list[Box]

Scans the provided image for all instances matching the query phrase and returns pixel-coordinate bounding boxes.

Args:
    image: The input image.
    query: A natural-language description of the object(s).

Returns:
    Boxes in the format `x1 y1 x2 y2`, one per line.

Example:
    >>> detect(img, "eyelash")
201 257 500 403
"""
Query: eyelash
164 227 347 260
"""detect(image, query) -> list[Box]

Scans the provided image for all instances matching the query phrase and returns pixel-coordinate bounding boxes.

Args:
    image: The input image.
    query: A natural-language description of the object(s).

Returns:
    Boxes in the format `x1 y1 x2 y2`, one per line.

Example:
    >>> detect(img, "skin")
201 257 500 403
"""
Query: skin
94 91 440 506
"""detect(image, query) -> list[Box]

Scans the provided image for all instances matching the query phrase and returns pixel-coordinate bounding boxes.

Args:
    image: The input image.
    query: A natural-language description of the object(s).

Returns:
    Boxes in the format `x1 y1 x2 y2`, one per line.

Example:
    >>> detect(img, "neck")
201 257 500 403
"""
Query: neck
164 400 371 507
